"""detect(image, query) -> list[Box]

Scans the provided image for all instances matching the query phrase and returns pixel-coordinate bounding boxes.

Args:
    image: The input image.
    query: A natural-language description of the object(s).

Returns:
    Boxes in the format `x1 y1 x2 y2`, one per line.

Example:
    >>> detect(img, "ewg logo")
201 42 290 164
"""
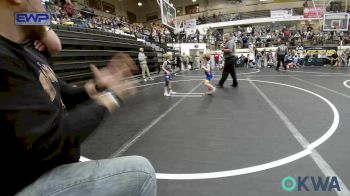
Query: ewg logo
281 176 340 192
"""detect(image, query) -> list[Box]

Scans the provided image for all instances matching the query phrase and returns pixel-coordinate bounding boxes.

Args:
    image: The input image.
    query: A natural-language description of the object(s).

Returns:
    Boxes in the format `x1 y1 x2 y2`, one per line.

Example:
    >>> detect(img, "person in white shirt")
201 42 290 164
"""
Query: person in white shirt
247 27 252 34
232 33 238 43
138 48 154 82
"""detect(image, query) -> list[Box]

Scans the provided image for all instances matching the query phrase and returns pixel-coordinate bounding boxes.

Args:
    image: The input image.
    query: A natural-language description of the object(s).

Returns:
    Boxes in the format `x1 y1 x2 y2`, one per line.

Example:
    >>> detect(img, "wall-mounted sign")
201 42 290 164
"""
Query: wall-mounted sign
270 9 293 19
304 7 325 18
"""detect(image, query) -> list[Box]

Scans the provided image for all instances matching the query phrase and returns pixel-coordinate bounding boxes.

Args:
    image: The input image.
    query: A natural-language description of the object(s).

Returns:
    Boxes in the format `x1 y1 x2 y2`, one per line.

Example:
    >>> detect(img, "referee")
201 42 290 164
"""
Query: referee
217 33 238 87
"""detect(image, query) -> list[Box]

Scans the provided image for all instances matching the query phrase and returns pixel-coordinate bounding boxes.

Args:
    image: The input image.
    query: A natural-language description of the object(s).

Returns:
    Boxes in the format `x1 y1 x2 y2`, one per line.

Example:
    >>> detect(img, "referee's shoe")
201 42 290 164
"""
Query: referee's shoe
216 83 224 88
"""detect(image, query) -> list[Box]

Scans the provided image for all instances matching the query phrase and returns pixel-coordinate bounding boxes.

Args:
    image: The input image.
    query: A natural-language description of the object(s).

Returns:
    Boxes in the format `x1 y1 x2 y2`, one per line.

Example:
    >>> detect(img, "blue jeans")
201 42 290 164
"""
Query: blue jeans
16 156 157 196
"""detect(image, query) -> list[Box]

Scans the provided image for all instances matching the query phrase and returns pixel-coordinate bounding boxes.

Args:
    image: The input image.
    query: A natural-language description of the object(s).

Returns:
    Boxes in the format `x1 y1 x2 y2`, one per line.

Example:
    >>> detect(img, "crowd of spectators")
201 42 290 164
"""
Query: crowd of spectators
229 41 350 70
48 0 151 39
50 3 132 32
47 1 175 46
45 0 350 62
233 46 302 70
176 24 350 49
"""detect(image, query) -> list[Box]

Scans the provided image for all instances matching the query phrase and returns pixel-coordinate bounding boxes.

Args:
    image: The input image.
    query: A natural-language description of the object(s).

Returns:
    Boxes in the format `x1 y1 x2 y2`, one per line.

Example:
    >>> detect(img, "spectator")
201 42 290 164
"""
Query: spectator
340 52 348 67
262 49 267 67
248 46 255 68
176 55 182 71
247 26 252 35
214 52 220 70
196 29 200 43
307 25 313 32
242 34 248 48
218 12 223 22
255 49 262 69
267 50 276 68
283 26 290 42
242 54 248 67
293 53 301 68
331 52 339 67
181 52 189 70
266 33 272 47
285 52 294 69
138 48 154 82
63 0 75 17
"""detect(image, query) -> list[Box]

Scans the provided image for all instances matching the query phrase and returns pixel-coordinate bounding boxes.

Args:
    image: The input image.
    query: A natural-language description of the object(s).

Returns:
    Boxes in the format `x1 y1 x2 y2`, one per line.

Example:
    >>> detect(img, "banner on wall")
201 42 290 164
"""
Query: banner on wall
174 20 184 33
304 47 337 57
175 20 183 29
184 19 197 29
270 9 293 19
304 7 325 18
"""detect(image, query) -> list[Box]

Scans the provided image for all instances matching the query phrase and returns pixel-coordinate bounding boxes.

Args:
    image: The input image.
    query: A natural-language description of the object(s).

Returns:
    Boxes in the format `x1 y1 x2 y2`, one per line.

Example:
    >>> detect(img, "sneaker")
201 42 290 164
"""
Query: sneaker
149 77 154 81
144 78 147 82
169 90 176 94
164 93 171 97
231 83 238 87
206 87 216 95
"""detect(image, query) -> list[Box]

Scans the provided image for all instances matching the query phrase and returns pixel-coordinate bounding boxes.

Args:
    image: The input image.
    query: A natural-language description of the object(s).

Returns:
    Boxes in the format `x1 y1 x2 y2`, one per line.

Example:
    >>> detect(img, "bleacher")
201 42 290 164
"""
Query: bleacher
51 24 164 84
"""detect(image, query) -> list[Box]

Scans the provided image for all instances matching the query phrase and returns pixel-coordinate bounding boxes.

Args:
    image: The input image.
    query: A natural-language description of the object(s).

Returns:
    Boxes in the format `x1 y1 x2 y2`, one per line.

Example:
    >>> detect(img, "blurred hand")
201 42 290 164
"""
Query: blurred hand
89 53 138 101
34 40 46 51
34 30 62 55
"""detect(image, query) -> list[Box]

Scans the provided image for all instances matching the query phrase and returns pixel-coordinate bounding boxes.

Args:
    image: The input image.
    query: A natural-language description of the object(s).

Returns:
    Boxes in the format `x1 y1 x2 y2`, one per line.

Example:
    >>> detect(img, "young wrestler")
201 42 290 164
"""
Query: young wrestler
162 52 176 96
202 54 216 94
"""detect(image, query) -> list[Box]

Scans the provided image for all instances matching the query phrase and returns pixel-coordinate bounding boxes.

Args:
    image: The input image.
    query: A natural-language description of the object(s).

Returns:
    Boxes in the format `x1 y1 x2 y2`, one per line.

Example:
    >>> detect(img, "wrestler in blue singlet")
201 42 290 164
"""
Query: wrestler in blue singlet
204 63 213 81
163 60 172 85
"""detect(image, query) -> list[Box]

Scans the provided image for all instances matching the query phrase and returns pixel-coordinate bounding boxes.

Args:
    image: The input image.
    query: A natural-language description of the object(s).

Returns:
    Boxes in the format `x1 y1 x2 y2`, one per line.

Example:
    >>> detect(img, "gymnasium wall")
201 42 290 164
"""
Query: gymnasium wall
139 0 304 23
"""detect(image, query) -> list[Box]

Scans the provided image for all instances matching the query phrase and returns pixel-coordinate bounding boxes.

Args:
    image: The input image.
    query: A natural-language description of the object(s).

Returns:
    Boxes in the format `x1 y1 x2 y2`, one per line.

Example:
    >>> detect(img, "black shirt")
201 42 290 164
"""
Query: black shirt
0 36 108 195
307 26 313 32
